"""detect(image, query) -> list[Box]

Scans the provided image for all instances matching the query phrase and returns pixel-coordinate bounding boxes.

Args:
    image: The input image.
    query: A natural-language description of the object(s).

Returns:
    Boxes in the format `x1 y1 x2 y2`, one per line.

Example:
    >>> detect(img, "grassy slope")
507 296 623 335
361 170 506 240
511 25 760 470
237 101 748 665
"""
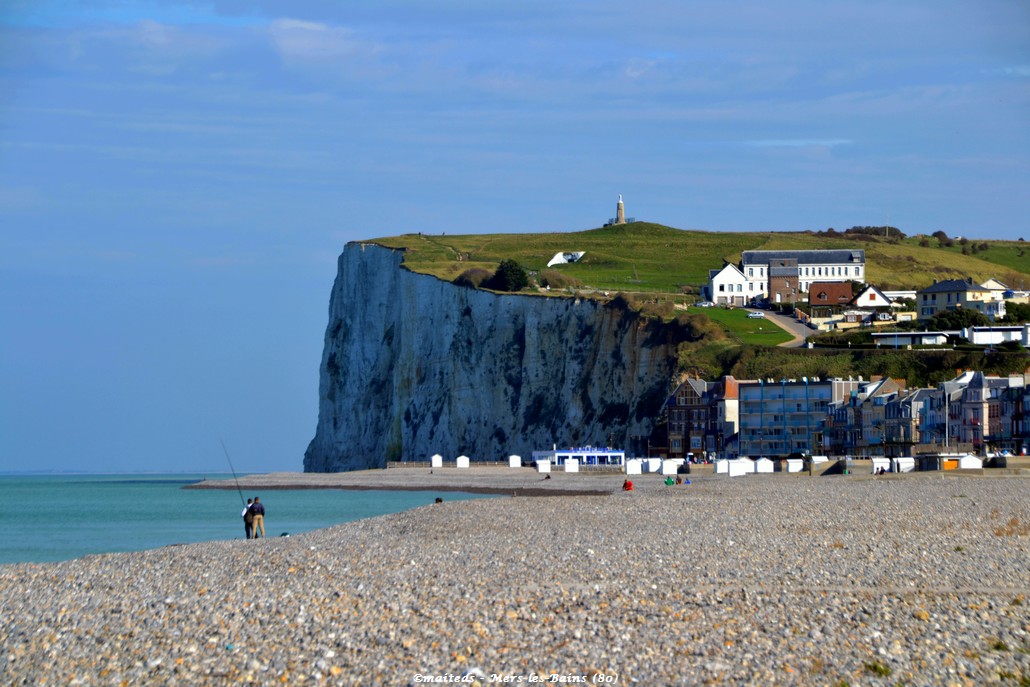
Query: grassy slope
691 306 793 347
372 223 1030 294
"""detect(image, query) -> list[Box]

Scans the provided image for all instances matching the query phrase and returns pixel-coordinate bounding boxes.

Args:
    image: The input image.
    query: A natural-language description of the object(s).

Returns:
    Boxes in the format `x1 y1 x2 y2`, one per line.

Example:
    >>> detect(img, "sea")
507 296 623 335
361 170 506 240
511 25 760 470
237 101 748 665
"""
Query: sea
0 474 496 565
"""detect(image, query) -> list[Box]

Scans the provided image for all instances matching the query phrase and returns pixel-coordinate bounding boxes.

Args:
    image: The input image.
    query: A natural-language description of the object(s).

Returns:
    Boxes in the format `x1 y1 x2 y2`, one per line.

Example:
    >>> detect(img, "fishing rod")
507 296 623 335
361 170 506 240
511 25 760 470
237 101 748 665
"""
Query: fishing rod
220 439 246 508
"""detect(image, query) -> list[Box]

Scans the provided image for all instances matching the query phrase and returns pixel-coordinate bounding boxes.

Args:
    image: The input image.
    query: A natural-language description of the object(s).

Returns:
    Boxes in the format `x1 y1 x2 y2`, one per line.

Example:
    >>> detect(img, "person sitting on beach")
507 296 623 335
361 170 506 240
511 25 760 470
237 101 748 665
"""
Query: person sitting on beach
665 476 675 486
250 497 266 538
622 479 633 491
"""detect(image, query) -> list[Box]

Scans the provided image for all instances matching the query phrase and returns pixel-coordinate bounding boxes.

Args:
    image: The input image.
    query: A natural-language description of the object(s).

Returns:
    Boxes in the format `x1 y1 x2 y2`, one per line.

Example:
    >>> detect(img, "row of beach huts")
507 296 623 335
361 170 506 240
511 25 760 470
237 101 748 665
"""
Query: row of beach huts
424 451 987 476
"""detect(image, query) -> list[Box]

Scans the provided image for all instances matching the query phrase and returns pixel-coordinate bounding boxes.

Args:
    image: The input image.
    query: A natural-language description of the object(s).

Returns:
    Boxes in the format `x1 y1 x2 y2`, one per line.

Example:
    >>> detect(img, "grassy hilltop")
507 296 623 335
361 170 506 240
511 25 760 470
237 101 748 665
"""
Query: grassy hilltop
372 222 1030 295
369 223 1030 386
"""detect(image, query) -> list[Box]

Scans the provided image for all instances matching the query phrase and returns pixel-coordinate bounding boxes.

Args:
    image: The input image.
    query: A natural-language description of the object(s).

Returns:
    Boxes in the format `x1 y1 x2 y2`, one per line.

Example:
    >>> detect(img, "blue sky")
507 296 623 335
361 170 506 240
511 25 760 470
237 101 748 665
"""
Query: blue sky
2 1 1028 472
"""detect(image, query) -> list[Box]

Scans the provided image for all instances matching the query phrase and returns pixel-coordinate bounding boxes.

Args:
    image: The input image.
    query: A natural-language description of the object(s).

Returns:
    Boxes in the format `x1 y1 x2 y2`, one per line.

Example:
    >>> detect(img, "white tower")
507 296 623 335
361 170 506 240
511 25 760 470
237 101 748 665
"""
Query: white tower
616 194 625 224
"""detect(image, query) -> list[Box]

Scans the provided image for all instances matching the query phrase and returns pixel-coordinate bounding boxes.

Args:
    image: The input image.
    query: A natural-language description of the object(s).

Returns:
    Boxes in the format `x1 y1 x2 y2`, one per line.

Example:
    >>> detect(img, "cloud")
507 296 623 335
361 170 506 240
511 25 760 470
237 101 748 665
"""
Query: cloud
268 18 370 62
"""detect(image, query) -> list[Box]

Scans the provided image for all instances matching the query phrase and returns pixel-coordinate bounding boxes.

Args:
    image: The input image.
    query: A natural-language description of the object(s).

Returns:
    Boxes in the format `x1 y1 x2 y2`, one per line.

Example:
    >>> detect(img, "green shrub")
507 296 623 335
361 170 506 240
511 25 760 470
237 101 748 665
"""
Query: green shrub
485 259 529 292
538 268 582 290
453 267 493 288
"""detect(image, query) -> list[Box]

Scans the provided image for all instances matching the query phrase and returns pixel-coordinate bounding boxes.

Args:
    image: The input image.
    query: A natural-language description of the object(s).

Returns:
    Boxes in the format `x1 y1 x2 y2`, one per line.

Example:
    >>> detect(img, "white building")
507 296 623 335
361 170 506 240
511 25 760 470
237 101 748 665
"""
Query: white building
962 325 1030 347
851 285 892 309
708 263 751 306
708 249 866 305
531 446 625 467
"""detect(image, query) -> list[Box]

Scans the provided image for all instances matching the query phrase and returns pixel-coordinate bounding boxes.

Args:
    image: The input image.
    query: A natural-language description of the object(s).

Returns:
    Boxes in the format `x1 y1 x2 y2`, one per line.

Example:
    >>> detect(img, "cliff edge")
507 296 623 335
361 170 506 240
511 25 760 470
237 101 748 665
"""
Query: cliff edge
303 243 688 471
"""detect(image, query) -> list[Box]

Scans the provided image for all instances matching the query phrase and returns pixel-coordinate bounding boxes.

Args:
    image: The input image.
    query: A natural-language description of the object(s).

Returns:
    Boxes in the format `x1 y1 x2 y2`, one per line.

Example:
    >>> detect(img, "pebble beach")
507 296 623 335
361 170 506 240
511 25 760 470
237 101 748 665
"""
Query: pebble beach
2 471 1029 686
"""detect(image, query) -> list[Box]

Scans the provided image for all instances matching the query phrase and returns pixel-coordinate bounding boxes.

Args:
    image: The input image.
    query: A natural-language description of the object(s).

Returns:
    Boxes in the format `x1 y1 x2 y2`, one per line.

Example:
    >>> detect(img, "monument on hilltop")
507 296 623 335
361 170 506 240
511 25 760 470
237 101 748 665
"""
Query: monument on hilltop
605 195 633 226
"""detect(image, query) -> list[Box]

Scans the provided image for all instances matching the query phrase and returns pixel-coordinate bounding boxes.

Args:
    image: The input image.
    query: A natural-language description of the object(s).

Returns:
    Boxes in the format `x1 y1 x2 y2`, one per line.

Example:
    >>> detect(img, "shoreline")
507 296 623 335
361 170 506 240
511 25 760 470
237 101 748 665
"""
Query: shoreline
183 467 631 496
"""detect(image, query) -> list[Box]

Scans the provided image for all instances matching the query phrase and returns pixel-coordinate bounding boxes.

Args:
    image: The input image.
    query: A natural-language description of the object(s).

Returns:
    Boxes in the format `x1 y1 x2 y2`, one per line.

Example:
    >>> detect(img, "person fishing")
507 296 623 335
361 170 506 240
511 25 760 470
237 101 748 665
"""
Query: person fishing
250 496 266 538
242 498 255 539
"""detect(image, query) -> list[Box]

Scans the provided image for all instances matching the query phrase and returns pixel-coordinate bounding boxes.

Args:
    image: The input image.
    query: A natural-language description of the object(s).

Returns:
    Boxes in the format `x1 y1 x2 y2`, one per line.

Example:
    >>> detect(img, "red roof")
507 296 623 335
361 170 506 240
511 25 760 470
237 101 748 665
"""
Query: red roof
808 281 853 304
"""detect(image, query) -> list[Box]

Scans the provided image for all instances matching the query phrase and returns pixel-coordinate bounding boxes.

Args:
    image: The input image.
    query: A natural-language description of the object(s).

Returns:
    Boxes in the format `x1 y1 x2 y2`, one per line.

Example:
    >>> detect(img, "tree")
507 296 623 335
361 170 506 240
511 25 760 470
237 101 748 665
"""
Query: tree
487 259 529 292
929 308 990 330
1000 302 1030 324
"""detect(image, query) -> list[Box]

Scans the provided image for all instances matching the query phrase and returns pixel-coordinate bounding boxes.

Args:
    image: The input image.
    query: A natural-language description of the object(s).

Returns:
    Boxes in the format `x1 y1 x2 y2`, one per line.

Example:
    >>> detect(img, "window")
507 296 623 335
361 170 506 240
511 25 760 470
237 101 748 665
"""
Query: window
748 268 753 277
719 284 725 292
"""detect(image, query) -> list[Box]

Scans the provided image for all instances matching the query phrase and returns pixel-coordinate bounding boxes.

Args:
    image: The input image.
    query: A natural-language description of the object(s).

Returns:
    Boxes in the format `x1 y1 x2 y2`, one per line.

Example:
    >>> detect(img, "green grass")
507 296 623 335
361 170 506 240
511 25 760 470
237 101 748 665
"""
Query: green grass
371 223 1030 294
692 307 793 346
375 222 758 292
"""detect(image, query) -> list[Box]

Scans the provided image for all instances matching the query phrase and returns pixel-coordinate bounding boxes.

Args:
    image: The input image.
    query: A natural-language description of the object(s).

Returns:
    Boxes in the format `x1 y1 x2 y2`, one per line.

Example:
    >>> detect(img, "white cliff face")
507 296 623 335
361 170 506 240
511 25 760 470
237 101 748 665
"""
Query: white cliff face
304 243 686 472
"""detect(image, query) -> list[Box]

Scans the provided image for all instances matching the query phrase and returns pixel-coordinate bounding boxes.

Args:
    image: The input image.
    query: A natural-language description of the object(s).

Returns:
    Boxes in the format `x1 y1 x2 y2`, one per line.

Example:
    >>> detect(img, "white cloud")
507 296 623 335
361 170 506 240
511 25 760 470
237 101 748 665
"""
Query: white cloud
268 18 368 61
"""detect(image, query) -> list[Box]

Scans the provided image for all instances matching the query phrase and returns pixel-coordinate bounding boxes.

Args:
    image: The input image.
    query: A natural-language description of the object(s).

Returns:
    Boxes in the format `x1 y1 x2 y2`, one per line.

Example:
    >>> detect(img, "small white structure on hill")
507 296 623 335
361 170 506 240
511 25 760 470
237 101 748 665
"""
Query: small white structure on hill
455 455 470 469
546 251 586 267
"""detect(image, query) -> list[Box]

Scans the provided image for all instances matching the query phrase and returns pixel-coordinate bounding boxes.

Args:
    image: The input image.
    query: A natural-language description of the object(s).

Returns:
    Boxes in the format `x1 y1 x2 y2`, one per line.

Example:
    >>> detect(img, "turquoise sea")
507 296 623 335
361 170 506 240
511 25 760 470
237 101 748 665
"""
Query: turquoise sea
0 474 495 565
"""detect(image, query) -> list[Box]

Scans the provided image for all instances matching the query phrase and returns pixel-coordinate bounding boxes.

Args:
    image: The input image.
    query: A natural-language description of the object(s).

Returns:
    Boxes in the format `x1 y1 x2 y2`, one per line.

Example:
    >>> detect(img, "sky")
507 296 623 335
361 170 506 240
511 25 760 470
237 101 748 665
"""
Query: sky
2 1 1029 473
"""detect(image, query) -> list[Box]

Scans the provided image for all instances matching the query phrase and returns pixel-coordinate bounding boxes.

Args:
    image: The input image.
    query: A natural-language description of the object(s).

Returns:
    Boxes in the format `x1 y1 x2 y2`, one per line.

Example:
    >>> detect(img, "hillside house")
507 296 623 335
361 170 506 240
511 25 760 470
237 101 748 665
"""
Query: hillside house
708 263 751 306
851 285 892 309
917 278 1007 321
808 281 854 315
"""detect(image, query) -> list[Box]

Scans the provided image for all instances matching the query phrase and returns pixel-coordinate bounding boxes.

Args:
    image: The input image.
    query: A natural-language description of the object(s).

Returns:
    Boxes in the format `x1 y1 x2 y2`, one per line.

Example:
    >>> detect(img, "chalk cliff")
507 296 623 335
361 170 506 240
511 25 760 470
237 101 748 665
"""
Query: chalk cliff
303 243 688 471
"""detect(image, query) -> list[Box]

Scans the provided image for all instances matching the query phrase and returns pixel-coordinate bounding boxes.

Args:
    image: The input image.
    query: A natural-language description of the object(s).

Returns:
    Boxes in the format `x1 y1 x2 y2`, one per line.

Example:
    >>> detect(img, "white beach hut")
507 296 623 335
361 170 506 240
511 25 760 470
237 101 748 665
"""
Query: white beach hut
785 458 804 473
508 455 522 468
871 457 891 474
625 459 642 475
537 459 551 473
564 458 580 473
728 459 750 477
455 455 470 469
646 458 662 474
431 454 443 468
957 454 983 470
753 457 774 474
661 459 681 476
715 459 728 474
892 456 915 473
